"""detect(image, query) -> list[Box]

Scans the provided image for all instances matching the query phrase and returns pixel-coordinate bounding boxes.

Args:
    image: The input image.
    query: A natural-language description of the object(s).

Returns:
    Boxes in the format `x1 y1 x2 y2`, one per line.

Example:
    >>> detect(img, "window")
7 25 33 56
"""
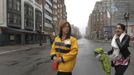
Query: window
13 0 17 10
16 0 21 11
24 3 34 28
17 15 21 25
45 10 52 16
10 35 15 40
45 18 51 24
7 0 21 27
8 0 13 9
35 0 42 5
53 5 57 9
35 10 42 30
45 2 52 9
7 0 21 11
7 13 21 25
13 14 17 24
8 13 13 24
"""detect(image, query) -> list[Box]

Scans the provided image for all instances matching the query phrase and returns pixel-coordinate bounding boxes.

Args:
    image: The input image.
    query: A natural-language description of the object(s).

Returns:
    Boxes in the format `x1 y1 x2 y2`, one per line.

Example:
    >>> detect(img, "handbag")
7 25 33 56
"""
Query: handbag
51 61 58 71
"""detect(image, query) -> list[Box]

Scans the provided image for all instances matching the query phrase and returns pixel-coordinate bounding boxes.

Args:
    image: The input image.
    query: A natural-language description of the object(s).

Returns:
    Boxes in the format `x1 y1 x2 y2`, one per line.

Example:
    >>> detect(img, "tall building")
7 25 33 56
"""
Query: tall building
44 0 53 35
0 0 68 45
71 25 80 38
52 0 67 35
0 0 54 45
86 15 92 39
102 0 134 33
101 0 114 37
112 0 134 25
89 1 108 39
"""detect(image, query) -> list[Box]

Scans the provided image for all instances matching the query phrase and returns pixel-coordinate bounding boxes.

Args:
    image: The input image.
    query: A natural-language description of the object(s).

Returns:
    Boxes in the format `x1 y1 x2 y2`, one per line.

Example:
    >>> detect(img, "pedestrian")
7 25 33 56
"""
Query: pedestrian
94 48 111 75
108 23 131 75
50 20 78 75
49 33 54 45
104 31 109 42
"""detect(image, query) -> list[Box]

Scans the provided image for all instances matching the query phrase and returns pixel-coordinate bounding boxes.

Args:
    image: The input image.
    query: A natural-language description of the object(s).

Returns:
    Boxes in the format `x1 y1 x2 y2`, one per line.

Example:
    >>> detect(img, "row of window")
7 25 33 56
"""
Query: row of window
35 10 42 31
24 4 34 29
7 13 21 26
7 0 42 30
45 18 52 24
46 2 52 10
45 10 52 17
7 0 21 12
7 0 21 28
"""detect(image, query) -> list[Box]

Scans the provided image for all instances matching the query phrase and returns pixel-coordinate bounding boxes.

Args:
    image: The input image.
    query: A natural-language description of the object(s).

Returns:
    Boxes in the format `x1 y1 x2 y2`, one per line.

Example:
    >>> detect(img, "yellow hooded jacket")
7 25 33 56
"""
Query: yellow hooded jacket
50 36 78 72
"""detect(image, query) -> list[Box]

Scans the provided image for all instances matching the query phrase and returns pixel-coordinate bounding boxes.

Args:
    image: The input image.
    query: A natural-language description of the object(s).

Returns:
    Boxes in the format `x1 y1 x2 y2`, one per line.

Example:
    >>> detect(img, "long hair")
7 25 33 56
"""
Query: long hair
59 21 71 39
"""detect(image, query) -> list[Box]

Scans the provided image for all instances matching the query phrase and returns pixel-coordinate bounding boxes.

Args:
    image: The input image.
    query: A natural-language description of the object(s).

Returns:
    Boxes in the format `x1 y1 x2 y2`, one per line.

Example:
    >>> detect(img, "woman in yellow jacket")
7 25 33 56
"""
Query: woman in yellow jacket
50 20 78 75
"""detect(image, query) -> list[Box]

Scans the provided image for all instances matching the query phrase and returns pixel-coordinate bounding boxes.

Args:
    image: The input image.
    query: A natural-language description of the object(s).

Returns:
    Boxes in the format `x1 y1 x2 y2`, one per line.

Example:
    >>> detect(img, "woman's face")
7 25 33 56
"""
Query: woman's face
62 23 70 35
115 25 124 36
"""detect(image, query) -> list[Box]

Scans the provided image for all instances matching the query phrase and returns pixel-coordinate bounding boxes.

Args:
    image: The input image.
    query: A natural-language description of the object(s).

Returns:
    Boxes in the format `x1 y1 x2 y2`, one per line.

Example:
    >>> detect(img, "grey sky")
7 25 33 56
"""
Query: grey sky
65 0 101 35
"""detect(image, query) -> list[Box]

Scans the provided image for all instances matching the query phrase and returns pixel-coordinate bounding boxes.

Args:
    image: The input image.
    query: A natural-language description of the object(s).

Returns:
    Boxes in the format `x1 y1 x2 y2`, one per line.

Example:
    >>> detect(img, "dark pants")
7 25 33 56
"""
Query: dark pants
114 65 128 75
57 71 72 75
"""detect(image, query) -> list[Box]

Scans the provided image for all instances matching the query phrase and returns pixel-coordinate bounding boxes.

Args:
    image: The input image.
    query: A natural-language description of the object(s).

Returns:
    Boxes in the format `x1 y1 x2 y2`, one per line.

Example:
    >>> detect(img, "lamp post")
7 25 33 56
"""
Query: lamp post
124 12 129 33
109 0 113 39
39 25 42 46
51 22 56 36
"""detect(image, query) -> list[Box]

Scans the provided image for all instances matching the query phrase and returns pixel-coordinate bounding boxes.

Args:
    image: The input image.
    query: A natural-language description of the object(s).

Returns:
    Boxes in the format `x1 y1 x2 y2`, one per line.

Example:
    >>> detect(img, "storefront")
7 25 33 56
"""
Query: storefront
0 27 47 46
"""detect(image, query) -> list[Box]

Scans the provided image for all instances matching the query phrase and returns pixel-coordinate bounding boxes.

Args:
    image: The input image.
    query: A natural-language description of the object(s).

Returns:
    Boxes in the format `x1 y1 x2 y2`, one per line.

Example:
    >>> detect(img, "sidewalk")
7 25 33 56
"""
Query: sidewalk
130 41 134 48
0 43 50 55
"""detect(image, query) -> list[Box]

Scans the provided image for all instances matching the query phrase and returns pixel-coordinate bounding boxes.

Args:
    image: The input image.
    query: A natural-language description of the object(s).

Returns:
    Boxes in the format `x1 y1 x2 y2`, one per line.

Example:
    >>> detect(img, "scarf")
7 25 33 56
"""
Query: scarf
110 32 126 60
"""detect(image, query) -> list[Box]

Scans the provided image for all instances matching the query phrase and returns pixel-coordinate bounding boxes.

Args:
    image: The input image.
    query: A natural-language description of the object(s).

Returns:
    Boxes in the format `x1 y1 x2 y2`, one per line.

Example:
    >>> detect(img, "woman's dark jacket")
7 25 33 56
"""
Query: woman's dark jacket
108 34 130 59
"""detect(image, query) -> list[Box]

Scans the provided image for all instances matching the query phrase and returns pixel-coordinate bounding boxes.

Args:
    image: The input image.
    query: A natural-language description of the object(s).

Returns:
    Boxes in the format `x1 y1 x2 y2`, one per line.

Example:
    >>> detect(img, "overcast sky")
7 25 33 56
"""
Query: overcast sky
65 0 101 35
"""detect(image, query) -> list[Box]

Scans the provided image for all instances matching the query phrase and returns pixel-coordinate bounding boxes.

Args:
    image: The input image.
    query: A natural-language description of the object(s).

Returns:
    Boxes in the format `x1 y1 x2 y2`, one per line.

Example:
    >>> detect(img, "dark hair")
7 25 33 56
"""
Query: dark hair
59 22 71 39
117 23 125 31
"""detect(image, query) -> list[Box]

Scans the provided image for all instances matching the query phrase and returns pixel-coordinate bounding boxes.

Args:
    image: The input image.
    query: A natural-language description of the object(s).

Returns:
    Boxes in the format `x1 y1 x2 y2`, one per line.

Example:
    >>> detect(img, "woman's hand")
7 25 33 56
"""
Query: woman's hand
116 35 120 38
53 56 62 63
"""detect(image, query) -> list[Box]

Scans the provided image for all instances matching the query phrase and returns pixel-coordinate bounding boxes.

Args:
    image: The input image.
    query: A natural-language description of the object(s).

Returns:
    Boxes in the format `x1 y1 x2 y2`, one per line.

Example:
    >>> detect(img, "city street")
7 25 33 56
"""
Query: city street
0 46 54 75
73 38 134 75
0 38 133 75
0 0 134 75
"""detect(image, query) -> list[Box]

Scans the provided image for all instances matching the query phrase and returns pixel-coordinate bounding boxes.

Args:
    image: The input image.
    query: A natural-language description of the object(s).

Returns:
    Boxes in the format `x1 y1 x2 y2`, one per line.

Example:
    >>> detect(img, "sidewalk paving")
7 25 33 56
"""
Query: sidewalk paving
130 41 134 48
0 43 51 55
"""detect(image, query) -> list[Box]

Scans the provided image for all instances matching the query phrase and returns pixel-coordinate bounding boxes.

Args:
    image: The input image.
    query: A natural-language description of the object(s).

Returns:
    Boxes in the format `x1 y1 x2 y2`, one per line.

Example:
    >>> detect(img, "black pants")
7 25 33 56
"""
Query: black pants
57 71 72 75
114 65 128 75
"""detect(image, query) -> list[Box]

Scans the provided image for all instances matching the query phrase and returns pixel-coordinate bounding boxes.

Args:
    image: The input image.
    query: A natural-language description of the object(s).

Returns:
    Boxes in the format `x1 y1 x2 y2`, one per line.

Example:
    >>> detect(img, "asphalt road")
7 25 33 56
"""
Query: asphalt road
0 38 133 75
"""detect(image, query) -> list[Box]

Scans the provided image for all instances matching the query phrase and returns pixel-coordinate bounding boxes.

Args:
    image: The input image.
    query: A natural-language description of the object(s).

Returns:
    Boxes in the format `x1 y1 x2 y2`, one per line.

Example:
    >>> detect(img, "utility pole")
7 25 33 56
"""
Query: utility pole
124 12 129 33
109 0 112 37
39 25 42 46
42 0 45 45
42 0 44 28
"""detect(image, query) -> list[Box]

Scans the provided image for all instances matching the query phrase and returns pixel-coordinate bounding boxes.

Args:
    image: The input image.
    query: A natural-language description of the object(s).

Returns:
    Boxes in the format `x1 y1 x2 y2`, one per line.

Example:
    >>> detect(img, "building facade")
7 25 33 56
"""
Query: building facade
87 0 134 40
43 0 54 43
112 0 134 25
88 1 109 40
0 0 68 45
71 25 80 39
0 0 55 45
102 0 134 34
44 0 53 34
52 0 67 35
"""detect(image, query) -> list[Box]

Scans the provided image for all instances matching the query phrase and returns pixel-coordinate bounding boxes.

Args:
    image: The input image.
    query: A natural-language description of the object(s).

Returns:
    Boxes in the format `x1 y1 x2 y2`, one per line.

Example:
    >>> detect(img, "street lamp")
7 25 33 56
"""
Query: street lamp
39 25 42 46
124 12 129 33
51 21 56 36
